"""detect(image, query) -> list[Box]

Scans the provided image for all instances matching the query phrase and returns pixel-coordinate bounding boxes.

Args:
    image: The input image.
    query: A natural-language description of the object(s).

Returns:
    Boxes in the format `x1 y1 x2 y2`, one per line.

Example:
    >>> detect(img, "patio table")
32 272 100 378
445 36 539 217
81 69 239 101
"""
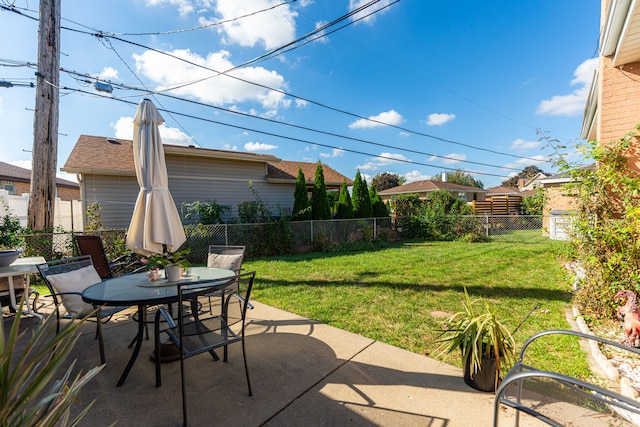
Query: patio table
0 256 46 319
82 266 236 386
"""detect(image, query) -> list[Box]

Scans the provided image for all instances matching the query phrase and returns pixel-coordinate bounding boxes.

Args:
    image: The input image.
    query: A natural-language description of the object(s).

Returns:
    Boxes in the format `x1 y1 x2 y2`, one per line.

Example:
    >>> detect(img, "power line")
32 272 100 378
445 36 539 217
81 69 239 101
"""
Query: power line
2 2 549 165
42 82 520 179
57 68 536 172
0 2 545 162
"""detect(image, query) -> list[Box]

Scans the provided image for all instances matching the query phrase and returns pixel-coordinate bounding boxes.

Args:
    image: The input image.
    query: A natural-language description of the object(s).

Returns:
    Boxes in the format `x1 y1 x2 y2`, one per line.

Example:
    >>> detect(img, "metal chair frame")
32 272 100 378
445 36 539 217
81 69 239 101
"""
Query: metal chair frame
37 255 129 364
154 271 255 427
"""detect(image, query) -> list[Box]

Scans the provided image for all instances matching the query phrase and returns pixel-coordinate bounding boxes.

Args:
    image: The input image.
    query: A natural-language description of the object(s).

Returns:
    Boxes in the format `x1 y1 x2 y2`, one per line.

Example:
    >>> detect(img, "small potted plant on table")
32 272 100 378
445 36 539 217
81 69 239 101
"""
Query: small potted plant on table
436 287 516 392
148 249 191 282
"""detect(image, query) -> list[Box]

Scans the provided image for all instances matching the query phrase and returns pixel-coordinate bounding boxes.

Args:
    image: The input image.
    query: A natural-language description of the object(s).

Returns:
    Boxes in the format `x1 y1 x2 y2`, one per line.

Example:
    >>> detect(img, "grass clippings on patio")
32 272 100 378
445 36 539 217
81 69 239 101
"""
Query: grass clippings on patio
244 239 591 379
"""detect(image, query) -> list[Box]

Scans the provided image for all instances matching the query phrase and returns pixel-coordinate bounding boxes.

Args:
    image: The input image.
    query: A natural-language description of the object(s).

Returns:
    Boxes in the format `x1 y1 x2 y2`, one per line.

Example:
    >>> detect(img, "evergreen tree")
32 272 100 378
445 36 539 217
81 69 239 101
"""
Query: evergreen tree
335 179 354 219
292 167 311 220
369 185 389 217
310 161 331 220
352 170 372 218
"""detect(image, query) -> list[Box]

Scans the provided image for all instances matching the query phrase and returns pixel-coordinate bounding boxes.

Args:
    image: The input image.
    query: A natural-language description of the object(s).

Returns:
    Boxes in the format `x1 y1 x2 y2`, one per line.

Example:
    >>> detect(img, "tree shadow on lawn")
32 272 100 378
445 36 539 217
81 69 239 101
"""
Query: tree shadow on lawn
254 277 572 303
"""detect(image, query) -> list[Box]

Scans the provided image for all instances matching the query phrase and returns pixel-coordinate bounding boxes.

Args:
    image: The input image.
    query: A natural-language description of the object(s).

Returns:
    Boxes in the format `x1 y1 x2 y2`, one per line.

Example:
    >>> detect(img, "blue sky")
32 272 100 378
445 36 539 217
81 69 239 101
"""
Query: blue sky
0 0 600 188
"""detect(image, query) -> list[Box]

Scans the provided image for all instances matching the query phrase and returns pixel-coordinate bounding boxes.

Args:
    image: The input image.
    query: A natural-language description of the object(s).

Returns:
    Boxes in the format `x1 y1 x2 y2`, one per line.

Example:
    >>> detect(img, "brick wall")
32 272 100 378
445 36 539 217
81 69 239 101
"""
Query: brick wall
599 57 640 176
542 183 577 234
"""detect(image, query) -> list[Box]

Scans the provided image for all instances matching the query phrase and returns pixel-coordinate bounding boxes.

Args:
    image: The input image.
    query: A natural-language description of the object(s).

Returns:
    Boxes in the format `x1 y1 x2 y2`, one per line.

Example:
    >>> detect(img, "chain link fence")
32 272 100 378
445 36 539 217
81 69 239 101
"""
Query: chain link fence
15 215 550 262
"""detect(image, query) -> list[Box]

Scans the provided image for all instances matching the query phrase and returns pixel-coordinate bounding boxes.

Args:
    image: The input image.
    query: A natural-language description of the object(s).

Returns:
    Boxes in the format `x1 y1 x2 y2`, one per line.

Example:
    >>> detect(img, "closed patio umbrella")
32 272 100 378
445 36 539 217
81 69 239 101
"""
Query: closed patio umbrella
126 98 186 256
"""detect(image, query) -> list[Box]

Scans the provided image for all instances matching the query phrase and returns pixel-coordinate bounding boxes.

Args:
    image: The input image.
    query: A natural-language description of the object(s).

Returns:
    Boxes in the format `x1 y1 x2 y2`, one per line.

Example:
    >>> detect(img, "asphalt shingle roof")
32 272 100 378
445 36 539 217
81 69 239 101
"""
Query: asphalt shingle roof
378 180 487 195
0 161 78 188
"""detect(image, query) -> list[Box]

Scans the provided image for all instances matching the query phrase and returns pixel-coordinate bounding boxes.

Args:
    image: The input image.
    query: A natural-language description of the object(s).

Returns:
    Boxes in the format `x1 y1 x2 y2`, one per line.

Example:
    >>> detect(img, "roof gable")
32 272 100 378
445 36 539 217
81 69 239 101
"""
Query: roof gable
63 134 281 175
266 160 353 186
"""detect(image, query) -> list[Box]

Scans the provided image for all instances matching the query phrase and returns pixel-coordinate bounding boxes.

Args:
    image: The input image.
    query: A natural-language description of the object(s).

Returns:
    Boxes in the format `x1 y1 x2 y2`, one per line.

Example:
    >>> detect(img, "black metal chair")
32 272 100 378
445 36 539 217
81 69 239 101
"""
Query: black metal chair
494 329 640 426
74 234 147 279
37 255 129 364
154 271 255 427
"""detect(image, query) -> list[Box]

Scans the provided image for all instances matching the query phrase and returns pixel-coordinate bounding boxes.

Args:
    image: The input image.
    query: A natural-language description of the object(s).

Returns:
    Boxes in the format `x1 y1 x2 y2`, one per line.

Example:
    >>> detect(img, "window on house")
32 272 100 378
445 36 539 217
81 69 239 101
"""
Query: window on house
1 181 16 195
457 192 468 201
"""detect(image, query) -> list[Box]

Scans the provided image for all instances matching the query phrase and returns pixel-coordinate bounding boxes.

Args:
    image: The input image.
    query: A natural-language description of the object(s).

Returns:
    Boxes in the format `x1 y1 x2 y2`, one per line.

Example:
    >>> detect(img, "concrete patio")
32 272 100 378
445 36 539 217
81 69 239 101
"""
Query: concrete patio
6 302 538 426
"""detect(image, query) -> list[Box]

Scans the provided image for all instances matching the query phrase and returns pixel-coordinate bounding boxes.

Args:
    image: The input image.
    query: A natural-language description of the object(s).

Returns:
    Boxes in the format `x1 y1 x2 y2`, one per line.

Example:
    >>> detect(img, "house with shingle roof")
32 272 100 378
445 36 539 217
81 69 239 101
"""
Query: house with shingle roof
0 160 79 201
62 135 352 228
378 180 487 204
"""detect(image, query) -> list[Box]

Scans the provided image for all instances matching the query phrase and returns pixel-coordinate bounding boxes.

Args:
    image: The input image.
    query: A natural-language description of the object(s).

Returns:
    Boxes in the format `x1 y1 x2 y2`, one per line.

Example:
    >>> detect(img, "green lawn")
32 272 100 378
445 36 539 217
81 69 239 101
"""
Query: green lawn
244 239 592 378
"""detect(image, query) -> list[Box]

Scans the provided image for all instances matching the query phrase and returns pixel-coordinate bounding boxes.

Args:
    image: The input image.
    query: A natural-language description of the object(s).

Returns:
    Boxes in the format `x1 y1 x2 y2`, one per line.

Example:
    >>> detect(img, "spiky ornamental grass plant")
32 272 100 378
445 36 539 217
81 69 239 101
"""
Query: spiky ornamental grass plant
0 301 104 427
436 287 516 389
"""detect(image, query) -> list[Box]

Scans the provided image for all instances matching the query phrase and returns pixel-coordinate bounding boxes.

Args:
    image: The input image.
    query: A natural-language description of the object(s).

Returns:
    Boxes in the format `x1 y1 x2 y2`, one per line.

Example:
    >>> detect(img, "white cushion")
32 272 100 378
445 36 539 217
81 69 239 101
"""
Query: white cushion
207 253 243 272
46 265 102 317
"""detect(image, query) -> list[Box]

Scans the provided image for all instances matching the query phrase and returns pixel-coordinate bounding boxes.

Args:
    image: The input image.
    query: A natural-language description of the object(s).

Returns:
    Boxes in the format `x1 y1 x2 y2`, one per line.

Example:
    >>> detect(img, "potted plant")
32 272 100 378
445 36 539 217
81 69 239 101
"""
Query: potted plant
0 201 23 267
436 287 516 392
147 249 191 282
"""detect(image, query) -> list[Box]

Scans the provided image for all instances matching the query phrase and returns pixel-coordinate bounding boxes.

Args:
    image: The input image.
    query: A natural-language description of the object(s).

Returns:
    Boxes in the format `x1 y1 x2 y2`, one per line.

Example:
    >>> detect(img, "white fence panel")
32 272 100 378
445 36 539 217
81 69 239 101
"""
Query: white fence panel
0 190 83 231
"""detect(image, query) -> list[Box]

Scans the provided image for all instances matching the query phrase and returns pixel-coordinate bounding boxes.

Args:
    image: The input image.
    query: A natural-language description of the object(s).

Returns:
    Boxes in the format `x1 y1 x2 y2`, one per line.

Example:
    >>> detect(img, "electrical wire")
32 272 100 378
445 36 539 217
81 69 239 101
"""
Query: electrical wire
2 2 550 165
52 83 516 179
57 68 539 172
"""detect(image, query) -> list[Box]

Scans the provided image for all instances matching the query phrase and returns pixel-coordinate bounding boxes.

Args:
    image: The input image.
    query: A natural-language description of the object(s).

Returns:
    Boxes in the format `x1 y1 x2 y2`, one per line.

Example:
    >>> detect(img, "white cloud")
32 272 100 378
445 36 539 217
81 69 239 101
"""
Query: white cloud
145 0 196 16
510 138 540 151
244 141 277 151
349 0 394 24
134 49 290 115
441 153 466 164
98 67 119 80
429 153 466 164
348 109 403 129
222 144 238 151
295 99 308 108
319 148 344 158
503 155 548 169
209 0 298 50
357 152 409 171
403 170 430 183
426 113 455 126
111 116 194 146
537 58 598 116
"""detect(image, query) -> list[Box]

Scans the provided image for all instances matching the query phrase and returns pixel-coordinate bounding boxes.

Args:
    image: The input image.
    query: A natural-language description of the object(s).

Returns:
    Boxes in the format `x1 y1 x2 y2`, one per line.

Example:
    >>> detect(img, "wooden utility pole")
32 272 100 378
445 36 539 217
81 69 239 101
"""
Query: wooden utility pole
29 0 61 231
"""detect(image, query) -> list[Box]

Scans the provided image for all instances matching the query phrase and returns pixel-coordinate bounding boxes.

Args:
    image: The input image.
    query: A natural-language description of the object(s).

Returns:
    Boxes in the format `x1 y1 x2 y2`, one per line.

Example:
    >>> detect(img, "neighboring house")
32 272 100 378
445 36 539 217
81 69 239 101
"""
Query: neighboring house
62 135 352 229
378 180 487 205
581 0 640 176
485 186 520 199
0 160 79 201
539 165 595 239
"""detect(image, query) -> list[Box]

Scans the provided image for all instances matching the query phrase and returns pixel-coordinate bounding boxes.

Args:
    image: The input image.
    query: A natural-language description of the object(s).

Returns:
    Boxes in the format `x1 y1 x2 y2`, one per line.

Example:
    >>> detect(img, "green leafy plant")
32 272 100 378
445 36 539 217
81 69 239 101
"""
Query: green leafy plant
0 199 23 250
0 302 105 426
182 200 230 224
436 287 516 389
147 248 191 269
544 127 640 319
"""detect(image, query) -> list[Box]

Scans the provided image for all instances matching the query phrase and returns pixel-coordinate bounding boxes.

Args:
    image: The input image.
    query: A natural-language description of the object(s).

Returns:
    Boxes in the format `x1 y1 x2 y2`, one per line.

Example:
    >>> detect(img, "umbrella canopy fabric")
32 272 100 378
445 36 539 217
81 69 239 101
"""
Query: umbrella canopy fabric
125 99 186 257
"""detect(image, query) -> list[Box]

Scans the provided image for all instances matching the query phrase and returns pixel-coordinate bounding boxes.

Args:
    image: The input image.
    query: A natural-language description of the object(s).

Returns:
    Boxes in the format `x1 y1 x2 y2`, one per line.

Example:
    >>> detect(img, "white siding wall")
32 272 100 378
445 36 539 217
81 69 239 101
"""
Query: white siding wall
80 155 296 228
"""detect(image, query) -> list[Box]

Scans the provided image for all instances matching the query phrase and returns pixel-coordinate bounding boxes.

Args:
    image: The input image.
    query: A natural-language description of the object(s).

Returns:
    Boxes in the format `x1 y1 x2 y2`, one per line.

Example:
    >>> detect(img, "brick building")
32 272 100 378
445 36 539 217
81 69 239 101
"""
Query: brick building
0 161 80 201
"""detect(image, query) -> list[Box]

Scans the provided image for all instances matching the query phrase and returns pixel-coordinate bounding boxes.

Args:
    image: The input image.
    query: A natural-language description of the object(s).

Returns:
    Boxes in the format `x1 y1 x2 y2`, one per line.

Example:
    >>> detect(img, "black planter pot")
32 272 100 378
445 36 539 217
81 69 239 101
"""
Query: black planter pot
462 351 499 392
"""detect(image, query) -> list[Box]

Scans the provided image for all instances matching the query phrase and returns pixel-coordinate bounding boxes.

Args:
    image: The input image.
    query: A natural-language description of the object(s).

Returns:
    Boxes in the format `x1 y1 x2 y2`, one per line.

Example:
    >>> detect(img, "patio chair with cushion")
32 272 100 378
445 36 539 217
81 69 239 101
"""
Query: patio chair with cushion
37 255 130 364
154 271 255 427
207 245 245 273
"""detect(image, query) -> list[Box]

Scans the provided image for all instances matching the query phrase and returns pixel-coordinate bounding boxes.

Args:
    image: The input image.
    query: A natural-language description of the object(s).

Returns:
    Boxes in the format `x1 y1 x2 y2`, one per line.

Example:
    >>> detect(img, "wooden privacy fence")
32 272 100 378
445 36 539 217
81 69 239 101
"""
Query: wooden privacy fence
470 195 522 215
